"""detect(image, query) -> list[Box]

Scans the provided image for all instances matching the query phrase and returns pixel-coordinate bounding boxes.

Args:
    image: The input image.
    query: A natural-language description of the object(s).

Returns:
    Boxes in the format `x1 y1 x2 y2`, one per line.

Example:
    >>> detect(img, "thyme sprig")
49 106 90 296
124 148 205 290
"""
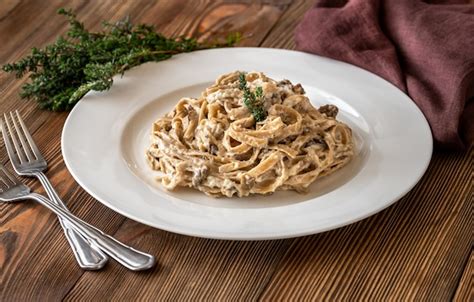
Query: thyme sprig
2 8 241 111
238 72 266 122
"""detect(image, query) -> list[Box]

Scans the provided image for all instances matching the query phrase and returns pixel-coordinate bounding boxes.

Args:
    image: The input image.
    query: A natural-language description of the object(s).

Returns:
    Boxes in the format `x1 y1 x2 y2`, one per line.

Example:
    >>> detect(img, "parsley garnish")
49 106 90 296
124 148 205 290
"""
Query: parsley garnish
238 72 266 122
2 8 241 111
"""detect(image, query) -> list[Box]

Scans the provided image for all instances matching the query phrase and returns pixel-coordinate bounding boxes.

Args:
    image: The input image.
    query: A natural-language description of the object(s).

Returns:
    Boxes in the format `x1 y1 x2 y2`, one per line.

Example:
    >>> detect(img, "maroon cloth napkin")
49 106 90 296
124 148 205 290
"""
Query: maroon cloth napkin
295 0 474 150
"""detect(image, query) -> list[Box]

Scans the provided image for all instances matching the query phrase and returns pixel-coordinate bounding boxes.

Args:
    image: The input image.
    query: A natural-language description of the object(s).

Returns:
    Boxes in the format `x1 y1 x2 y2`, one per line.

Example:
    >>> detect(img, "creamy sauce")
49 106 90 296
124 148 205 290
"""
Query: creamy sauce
147 71 354 197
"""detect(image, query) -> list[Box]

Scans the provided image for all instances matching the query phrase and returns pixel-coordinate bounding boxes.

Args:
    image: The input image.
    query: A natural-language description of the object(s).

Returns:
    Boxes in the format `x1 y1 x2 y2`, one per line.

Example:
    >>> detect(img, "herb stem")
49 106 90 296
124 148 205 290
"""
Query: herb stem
238 72 266 122
2 8 240 111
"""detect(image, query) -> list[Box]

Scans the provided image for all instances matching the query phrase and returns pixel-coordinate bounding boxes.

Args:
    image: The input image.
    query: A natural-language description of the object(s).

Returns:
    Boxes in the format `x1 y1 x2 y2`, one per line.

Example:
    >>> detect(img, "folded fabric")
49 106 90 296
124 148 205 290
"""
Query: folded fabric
295 0 474 150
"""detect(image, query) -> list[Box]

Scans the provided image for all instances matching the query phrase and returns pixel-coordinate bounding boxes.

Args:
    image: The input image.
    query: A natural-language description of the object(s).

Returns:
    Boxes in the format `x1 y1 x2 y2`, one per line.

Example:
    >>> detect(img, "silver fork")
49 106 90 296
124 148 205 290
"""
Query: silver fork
0 164 155 271
0 111 107 270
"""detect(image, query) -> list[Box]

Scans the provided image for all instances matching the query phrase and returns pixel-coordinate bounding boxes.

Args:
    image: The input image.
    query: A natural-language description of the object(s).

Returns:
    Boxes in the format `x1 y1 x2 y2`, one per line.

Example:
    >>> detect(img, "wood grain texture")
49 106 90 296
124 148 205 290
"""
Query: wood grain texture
0 0 290 300
261 0 315 49
454 251 473 302
259 147 473 301
1 0 472 301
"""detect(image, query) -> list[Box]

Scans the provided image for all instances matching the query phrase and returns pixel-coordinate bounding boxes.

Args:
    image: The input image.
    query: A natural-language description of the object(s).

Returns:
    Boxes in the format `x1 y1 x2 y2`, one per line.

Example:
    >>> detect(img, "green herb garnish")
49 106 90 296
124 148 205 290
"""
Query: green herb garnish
238 73 266 122
2 8 241 111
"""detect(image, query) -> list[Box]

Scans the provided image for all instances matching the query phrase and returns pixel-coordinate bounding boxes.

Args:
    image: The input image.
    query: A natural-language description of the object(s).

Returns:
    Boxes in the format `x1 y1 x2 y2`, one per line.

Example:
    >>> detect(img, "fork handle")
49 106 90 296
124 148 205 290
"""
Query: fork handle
63 224 108 269
28 192 156 271
33 172 108 270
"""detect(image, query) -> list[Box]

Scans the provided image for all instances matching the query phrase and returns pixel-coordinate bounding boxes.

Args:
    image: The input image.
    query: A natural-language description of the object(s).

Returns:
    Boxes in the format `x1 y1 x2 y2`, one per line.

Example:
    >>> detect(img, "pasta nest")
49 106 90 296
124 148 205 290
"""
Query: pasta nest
147 71 354 197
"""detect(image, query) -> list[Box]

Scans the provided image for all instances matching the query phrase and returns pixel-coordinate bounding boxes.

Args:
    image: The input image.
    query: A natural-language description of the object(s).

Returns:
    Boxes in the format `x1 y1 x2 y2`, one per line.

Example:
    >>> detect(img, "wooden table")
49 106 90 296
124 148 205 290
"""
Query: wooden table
1 1 472 300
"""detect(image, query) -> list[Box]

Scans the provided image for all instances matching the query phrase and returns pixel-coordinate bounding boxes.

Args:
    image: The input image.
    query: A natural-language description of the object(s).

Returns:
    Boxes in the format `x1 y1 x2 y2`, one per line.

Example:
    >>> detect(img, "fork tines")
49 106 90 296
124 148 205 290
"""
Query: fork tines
1 110 41 165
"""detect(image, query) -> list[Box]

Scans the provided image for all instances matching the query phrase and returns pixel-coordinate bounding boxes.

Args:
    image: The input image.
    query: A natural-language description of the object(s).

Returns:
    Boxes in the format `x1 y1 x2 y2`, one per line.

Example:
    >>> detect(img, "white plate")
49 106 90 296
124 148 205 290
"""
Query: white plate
62 48 432 240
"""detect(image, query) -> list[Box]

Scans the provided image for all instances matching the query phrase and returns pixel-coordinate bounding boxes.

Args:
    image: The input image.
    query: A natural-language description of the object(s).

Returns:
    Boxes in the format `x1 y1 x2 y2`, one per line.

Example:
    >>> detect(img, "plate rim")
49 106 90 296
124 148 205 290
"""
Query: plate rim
61 47 433 240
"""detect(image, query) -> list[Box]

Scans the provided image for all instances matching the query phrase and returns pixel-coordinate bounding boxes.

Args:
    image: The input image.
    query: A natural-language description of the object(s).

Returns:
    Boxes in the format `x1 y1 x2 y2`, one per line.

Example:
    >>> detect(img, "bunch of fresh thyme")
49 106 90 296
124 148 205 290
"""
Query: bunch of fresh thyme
238 72 267 122
2 8 240 111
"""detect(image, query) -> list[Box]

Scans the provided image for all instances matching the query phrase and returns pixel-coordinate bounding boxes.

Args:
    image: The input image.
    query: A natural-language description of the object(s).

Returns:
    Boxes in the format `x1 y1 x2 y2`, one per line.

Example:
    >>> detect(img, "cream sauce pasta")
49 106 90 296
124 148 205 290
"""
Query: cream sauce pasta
146 71 354 197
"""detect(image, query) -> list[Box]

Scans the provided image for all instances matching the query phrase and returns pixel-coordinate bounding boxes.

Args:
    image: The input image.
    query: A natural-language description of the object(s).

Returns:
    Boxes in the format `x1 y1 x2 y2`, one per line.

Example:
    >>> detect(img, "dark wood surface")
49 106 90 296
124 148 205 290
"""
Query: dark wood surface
0 1 472 301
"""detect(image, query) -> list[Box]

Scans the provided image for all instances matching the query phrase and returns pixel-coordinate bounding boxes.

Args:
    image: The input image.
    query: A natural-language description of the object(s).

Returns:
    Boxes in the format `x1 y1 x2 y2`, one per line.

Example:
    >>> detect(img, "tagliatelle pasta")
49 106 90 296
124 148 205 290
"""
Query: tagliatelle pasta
146 71 354 197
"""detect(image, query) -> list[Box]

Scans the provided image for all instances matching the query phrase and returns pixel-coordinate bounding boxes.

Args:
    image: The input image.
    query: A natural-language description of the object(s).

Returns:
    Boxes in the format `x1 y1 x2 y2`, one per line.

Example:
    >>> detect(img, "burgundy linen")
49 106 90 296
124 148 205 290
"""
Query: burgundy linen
295 0 474 150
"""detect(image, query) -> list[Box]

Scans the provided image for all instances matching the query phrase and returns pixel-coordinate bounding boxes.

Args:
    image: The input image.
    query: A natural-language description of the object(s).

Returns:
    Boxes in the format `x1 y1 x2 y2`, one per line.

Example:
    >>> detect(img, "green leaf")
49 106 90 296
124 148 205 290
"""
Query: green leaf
2 8 240 111
238 72 267 122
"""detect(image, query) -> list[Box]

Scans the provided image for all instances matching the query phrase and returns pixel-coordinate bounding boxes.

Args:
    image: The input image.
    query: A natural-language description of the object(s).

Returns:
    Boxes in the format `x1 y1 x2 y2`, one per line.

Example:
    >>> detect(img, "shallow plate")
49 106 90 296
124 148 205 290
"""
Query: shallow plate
62 48 432 240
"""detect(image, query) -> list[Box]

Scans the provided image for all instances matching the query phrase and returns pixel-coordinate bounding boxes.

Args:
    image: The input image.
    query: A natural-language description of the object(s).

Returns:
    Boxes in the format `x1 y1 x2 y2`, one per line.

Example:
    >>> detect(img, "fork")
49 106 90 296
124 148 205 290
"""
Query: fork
0 111 107 270
0 164 155 270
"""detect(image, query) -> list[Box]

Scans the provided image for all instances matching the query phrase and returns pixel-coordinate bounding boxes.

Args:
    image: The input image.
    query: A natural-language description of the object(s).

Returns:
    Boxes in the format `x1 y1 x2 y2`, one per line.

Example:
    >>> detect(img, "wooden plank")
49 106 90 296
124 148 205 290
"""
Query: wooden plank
0 0 291 301
63 1 295 301
453 251 473 302
64 226 293 301
0 111 127 300
1 0 472 301
259 2 474 299
259 148 473 300
260 0 315 49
